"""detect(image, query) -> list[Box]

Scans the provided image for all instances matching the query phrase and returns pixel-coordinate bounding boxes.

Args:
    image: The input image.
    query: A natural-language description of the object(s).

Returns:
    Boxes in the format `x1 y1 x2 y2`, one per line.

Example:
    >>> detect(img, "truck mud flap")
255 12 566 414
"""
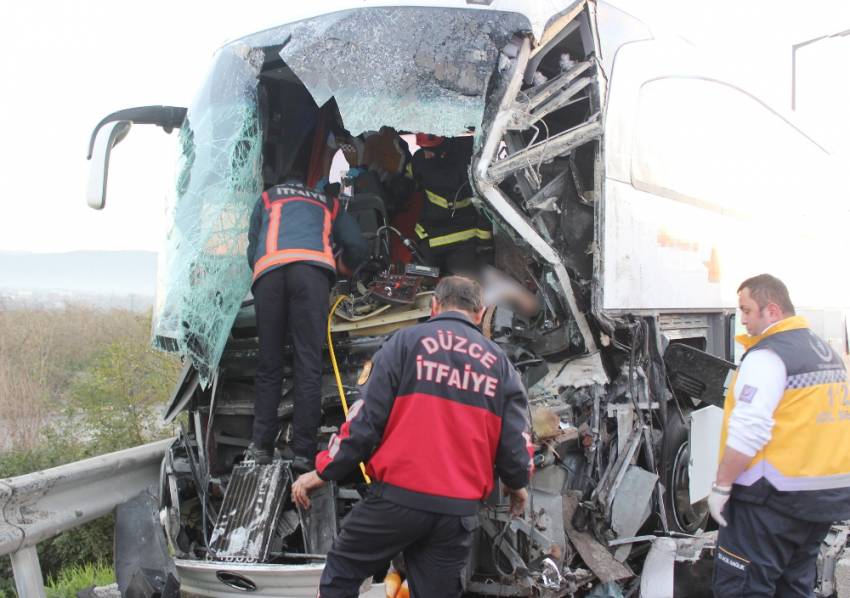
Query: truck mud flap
664 343 735 408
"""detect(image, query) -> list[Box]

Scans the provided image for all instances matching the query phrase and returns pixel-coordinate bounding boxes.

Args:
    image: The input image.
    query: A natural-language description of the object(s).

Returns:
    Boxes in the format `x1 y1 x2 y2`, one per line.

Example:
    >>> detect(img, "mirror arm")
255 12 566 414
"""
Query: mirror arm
86 105 187 159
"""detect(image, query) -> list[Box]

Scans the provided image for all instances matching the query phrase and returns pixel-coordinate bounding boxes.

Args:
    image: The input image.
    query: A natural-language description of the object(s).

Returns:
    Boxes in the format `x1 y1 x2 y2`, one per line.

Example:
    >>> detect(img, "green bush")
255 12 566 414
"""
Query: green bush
0 438 116 597
0 307 158 451
0 430 82 479
46 561 114 598
65 338 179 451
0 308 182 595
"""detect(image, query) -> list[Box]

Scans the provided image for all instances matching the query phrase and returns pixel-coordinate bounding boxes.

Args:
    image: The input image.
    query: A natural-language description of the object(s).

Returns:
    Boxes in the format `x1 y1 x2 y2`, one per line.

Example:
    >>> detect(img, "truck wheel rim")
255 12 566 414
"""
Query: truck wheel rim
671 441 709 532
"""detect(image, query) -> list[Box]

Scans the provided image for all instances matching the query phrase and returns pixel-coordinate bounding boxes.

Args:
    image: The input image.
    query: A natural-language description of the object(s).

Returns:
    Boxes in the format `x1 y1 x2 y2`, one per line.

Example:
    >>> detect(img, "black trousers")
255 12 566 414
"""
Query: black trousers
252 263 330 460
319 493 477 598
712 498 831 597
417 240 481 277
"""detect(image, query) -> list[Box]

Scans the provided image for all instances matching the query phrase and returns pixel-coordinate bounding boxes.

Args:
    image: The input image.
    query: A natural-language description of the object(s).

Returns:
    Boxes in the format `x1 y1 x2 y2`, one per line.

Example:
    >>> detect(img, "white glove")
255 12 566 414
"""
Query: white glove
708 483 731 527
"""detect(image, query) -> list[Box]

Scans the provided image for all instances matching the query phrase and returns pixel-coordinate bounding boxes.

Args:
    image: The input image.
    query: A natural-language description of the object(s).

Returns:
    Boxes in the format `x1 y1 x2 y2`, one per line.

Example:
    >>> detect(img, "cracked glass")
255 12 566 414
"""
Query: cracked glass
151 7 531 385
152 44 264 386
276 7 529 136
280 7 528 135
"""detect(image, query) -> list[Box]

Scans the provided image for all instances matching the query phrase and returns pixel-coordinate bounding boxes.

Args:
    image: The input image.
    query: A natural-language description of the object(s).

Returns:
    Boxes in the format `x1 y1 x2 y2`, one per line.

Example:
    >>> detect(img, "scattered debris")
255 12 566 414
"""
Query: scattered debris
76 584 121 598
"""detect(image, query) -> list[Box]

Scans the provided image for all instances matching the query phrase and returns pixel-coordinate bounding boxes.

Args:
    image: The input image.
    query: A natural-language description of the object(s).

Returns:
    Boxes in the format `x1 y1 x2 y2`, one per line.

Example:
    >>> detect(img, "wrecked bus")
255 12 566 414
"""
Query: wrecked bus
85 1 849 596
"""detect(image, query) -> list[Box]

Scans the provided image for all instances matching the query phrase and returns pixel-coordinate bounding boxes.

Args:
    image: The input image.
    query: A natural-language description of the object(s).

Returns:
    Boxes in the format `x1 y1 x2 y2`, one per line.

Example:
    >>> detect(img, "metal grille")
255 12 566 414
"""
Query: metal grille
209 462 289 562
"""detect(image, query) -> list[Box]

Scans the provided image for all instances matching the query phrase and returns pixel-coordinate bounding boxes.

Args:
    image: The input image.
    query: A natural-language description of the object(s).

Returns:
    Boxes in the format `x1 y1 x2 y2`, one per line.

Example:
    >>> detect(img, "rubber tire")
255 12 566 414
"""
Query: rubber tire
661 409 710 534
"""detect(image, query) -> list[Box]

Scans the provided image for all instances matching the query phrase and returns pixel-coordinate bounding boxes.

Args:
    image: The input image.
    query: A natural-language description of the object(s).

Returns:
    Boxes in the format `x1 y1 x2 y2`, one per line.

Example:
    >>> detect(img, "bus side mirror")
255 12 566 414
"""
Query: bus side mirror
84 105 186 210
86 120 131 210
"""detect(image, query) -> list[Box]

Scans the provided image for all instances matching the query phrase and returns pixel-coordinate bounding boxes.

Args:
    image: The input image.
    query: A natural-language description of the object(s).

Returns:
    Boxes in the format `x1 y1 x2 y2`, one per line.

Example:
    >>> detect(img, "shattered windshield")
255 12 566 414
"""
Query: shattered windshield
152 45 264 385
276 7 529 136
151 7 530 385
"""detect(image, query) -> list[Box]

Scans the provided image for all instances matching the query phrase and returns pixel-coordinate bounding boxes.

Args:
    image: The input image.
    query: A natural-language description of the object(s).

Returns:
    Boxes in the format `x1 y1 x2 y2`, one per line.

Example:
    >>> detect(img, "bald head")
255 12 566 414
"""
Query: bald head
432 276 485 324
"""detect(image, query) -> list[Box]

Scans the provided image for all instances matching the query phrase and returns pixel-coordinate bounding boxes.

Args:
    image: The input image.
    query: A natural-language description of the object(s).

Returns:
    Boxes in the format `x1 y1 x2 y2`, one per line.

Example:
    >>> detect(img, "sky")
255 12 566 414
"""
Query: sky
0 0 848 254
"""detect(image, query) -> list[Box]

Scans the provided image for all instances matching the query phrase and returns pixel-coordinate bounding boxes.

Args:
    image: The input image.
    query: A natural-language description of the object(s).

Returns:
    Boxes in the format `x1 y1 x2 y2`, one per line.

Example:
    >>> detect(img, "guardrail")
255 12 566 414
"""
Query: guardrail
0 438 172 597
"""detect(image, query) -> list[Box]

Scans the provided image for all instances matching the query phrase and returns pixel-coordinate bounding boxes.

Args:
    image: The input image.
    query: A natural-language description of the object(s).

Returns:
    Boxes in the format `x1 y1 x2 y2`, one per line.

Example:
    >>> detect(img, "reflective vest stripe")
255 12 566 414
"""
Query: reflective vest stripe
253 249 335 280
266 202 282 255
271 196 331 210
322 207 333 263
255 193 337 280
735 460 850 492
786 368 847 388
425 189 473 210
425 228 493 248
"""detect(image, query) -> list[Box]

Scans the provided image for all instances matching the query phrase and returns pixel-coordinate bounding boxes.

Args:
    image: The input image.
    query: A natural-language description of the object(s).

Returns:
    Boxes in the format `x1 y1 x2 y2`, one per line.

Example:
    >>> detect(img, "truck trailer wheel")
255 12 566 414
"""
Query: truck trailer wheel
661 410 709 534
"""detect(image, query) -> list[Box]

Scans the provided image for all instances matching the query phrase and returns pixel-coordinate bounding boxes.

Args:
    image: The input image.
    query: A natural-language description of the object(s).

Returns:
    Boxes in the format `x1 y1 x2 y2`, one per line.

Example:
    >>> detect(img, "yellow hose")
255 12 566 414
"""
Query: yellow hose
328 294 371 483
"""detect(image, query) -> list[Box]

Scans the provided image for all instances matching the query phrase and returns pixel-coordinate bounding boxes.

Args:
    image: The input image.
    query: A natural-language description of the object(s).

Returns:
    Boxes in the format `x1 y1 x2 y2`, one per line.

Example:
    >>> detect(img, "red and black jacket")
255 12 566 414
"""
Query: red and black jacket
247 182 367 283
316 311 533 515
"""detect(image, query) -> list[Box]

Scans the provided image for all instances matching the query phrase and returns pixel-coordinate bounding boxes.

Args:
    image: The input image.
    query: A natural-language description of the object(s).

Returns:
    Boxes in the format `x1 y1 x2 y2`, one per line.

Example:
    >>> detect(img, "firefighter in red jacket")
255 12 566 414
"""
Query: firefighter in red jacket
292 276 533 598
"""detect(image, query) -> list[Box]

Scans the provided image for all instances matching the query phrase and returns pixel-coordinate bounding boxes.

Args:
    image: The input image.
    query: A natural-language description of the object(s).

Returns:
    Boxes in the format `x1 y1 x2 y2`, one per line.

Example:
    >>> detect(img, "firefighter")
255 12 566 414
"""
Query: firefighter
411 134 492 275
292 276 533 598
709 274 850 596
246 169 367 471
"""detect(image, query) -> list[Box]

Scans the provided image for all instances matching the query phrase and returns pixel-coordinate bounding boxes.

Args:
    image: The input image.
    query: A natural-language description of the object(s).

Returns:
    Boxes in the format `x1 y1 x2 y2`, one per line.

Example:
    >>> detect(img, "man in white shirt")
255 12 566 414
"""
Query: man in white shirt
709 274 850 597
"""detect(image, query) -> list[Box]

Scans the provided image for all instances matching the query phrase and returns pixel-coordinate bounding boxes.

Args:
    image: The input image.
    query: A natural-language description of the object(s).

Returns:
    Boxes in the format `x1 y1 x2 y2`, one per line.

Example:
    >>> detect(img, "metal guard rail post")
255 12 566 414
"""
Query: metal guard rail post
0 438 172 597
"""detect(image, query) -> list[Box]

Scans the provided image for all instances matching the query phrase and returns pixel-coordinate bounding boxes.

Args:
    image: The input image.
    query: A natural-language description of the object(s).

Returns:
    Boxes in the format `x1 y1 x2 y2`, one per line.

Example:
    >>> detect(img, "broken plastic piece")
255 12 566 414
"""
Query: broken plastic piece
639 537 677 598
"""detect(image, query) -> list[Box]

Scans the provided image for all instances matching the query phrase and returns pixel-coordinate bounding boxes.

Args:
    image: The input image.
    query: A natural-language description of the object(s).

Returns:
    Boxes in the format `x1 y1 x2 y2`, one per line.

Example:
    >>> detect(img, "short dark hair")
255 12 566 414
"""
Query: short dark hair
737 274 795 315
434 276 484 313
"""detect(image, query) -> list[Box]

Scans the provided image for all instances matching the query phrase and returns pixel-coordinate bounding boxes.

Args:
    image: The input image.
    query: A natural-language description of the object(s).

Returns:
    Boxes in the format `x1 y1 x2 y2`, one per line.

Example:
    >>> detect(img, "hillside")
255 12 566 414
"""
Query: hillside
0 250 157 296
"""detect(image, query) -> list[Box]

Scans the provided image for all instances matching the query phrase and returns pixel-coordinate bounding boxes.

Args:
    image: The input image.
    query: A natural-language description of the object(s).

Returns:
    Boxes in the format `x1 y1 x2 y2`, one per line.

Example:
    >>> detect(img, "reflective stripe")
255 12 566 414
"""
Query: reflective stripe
328 400 364 459
414 223 428 239
322 205 333 260
273 196 331 210
425 190 473 210
428 229 477 247
253 248 335 280
786 368 847 389
426 228 493 248
266 202 282 255
718 546 750 565
736 460 850 491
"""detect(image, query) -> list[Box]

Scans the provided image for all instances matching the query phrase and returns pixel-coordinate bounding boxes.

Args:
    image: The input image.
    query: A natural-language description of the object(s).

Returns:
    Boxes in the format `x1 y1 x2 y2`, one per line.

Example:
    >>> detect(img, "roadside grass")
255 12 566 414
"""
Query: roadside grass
0 306 155 451
45 561 114 598
0 305 182 595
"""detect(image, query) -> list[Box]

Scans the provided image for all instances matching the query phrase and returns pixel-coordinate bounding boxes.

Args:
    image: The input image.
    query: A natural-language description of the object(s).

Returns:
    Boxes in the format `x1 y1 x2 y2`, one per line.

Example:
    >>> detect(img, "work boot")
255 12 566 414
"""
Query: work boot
245 442 273 465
